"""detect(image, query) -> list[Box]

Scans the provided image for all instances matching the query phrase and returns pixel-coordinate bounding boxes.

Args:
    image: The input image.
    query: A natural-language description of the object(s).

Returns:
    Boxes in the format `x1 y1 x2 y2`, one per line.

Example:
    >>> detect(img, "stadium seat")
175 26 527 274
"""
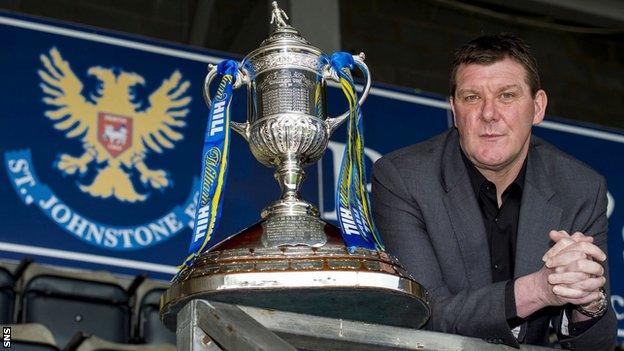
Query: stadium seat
17 264 132 347
0 266 15 323
134 279 176 344
5 323 60 351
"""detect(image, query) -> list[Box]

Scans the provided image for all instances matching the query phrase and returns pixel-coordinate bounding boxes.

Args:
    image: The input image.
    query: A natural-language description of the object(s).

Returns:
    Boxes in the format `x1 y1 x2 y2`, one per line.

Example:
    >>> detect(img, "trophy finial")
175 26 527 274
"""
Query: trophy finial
270 1 290 28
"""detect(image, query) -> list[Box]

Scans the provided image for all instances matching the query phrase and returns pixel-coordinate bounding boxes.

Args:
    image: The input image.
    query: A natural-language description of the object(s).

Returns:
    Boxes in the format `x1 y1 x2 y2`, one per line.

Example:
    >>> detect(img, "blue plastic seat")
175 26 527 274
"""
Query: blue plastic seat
19 265 131 347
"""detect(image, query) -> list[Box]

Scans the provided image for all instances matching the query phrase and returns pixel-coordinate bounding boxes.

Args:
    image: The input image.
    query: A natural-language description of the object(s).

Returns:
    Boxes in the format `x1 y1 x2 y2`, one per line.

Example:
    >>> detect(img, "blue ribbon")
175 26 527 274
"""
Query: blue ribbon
179 60 238 270
328 52 384 252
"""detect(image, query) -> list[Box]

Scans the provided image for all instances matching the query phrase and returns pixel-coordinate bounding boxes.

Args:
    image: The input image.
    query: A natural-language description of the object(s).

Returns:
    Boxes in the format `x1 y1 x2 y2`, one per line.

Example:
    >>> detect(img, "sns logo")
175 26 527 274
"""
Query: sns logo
4 48 199 250
3 326 9 348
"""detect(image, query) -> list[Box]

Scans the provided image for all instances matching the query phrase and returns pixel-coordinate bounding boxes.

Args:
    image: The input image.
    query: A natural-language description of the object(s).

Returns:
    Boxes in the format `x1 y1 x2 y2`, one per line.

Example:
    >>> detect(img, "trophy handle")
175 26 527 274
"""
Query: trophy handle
203 63 250 141
325 53 372 135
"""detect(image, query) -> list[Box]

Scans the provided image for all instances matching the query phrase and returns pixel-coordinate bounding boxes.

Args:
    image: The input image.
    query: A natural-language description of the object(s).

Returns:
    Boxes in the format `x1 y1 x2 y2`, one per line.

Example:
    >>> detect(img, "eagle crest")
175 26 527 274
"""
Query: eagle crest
38 47 191 202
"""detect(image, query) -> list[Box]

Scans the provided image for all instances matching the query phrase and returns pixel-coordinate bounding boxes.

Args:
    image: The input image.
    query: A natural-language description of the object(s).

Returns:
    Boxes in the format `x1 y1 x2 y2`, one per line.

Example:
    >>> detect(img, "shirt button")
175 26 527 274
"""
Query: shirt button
494 217 499 223
494 264 500 270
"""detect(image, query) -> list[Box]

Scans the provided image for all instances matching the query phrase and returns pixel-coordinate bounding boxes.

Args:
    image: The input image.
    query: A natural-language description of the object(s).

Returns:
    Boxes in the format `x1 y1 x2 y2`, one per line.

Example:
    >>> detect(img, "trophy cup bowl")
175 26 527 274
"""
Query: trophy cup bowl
248 114 328 168
161 3 429 332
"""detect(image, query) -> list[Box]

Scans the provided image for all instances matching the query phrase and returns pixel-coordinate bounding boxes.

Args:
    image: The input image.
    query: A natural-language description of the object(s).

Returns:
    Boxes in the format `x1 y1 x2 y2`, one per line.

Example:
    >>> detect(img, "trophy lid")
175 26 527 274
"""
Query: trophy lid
260 1 312 48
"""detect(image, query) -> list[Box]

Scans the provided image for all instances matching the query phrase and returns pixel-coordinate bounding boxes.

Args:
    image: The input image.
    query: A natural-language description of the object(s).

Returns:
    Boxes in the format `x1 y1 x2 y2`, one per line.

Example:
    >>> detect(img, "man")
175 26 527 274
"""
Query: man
371 33 617 349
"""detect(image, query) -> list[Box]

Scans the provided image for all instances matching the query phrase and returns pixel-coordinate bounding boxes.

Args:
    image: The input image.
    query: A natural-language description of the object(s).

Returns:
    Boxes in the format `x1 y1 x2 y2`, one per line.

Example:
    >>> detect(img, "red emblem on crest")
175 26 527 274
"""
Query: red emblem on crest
97 112 133 157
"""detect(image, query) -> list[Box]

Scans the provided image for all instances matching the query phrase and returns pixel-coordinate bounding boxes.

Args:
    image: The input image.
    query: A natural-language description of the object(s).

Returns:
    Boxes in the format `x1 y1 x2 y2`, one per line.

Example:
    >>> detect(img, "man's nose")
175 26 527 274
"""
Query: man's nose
480 98 498 122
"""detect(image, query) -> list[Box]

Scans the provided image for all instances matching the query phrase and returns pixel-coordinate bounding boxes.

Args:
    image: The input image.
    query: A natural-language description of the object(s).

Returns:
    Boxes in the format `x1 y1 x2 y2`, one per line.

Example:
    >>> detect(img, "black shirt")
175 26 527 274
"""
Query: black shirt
462 151 525 282
461 150 525 328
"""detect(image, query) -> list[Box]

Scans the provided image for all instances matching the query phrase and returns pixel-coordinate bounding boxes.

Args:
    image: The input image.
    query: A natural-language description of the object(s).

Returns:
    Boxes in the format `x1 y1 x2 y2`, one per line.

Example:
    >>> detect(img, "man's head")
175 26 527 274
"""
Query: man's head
449 33 547 175
450 33 540 97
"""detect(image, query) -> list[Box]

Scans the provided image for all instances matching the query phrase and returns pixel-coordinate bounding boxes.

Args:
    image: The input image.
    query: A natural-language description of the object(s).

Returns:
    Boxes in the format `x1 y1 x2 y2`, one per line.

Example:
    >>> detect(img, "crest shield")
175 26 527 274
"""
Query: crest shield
97 112 133 157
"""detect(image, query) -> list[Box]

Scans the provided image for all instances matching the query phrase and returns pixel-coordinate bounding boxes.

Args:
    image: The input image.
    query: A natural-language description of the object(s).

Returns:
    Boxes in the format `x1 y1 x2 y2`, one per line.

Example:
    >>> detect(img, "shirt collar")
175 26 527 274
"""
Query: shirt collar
459 146 527 198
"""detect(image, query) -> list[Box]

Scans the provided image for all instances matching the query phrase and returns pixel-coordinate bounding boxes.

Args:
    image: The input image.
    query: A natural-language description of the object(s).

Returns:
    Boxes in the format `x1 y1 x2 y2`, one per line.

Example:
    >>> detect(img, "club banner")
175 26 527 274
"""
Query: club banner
0 12 622 340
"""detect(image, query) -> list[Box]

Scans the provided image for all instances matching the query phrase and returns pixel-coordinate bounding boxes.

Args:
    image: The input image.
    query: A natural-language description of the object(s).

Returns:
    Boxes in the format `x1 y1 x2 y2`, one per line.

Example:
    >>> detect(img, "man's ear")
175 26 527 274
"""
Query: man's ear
532 90 547 125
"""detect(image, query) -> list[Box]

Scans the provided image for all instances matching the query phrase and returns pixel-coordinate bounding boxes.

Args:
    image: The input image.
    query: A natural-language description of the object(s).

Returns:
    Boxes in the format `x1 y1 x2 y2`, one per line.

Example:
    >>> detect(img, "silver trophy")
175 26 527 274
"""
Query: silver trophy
161 2 429 330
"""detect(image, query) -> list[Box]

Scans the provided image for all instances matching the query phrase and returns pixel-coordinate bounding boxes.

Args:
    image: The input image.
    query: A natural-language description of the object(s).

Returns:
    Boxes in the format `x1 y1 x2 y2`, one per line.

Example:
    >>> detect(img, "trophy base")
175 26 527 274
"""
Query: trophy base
160 220 430 331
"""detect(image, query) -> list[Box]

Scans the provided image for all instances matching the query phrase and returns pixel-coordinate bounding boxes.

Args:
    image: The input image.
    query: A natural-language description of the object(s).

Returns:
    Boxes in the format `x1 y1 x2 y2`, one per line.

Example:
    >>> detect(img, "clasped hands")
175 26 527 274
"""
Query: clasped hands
538 230 606 313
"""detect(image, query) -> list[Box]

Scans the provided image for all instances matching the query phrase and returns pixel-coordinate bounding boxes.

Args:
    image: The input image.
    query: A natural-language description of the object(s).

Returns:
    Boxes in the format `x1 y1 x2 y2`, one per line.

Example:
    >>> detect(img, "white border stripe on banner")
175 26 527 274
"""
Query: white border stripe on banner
539 120 624 144
0 242 178 274
330 81 452 109
369 87 450 109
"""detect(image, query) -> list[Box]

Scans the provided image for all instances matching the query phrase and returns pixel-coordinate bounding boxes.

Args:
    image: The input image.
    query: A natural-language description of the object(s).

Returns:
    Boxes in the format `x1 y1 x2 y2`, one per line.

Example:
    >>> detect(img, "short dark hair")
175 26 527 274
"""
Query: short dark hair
449 33 540 97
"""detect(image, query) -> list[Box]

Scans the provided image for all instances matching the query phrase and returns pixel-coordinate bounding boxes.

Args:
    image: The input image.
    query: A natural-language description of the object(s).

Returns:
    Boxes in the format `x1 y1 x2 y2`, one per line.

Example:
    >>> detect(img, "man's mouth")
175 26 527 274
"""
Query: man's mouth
480 133 504 140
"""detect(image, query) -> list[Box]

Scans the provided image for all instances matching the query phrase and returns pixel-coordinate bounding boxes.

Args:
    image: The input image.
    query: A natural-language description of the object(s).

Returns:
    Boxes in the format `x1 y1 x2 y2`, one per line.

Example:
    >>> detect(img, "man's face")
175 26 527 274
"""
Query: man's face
450 57 547 173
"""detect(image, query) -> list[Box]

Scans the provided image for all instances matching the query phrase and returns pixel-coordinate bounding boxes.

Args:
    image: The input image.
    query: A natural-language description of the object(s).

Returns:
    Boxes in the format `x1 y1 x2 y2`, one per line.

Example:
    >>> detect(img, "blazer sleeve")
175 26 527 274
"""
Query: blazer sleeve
554 176 618 351
372 156 520 347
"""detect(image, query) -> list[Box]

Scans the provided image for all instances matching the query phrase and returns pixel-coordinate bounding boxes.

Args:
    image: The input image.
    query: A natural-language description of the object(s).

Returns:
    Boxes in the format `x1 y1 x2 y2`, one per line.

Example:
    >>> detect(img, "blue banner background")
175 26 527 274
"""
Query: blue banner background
0 11 622 340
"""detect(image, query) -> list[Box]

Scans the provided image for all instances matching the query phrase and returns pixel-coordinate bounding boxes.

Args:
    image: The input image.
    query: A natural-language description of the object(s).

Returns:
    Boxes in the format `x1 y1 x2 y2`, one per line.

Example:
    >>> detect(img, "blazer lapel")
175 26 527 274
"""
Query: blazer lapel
515 139 563 277
440 129 492 287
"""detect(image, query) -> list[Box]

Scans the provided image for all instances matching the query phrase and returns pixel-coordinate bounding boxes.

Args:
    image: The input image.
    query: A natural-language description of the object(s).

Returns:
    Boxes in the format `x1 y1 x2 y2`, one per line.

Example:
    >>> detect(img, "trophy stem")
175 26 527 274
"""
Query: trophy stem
261 154 319 219
276 154 304 201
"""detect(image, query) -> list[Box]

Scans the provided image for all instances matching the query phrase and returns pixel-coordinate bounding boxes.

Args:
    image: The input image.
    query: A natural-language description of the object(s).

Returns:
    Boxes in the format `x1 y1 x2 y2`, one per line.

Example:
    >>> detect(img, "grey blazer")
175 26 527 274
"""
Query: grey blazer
371 128 617 349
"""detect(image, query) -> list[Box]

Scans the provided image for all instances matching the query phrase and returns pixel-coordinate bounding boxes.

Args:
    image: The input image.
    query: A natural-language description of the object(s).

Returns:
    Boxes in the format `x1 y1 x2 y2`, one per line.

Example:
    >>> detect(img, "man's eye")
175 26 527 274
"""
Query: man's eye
464 95 479 101
500 92 515 99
